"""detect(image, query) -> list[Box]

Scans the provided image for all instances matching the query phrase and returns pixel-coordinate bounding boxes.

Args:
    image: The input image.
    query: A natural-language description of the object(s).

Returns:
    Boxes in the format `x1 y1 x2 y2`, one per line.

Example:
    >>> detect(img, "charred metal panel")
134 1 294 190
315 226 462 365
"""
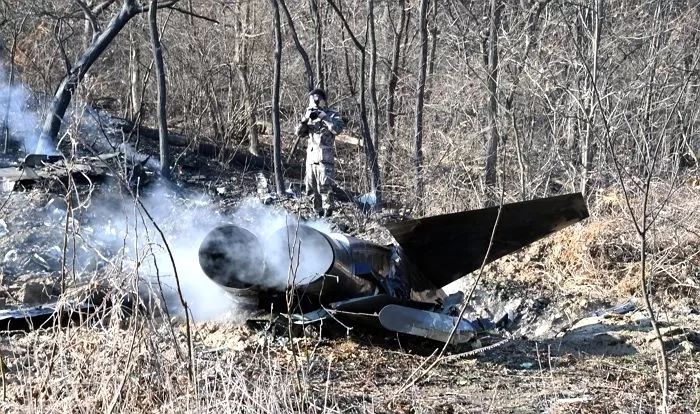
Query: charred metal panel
386 193 589 287
378 304 476 344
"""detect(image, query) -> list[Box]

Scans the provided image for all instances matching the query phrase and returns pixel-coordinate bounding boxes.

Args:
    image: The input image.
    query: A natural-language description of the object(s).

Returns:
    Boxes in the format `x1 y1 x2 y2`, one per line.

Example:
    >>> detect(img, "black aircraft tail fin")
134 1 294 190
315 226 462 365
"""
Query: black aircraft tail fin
385 193 589 288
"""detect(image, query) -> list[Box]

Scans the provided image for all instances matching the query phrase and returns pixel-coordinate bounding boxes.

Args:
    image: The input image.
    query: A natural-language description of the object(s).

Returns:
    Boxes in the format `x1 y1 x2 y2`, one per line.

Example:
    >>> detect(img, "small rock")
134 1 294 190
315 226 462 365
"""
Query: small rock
1 180 15 192
593 332 628 346
629 312 652 327
680 340 699 354
660 326 684 336
21 282 56 305
687 331 700 345
534 319 553 338
44 197 68 212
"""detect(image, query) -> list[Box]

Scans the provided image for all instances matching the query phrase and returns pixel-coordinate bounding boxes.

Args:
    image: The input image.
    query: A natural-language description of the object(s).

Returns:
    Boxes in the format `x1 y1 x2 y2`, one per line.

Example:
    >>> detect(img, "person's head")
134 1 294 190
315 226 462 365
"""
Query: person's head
308 88 327 109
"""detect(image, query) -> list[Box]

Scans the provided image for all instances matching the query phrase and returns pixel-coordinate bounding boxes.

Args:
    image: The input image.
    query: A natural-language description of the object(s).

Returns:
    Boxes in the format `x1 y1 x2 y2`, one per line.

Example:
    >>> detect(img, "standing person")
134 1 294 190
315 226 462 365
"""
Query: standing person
295 89 345 217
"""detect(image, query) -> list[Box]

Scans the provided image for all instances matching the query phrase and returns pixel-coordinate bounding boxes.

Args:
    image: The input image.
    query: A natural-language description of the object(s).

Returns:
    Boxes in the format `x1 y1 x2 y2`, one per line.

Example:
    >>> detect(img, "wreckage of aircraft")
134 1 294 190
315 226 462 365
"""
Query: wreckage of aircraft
199 193 589 344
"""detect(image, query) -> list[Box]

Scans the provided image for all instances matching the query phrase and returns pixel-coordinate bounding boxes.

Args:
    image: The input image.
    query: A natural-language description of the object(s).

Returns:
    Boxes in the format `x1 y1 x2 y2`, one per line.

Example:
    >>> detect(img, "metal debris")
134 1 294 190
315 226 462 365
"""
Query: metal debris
198 194 589 344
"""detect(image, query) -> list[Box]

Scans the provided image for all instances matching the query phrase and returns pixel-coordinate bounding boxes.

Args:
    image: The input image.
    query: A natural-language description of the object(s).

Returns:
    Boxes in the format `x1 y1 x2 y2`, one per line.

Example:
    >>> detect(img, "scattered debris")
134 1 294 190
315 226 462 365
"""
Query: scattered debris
592 297 637 317
0 155 108 191
23 154 63 167
0 294 120 332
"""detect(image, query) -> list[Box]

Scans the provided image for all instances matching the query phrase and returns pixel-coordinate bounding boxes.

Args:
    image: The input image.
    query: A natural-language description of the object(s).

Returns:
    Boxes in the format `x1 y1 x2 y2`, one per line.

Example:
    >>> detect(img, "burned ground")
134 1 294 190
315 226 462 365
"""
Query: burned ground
0 134 699 413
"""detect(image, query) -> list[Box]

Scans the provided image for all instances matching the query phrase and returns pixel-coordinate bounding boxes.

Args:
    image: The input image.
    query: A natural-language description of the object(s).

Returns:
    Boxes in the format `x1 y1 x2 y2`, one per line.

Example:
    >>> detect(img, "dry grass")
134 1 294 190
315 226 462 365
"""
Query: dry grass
0 181 698 412
1 313 698 413
490 183 700 304
0 313 348 413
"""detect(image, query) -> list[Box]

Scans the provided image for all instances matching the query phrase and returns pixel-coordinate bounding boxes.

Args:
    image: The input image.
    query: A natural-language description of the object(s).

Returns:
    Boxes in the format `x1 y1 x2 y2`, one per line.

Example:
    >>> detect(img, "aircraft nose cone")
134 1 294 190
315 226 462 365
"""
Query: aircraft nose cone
198 225 265 289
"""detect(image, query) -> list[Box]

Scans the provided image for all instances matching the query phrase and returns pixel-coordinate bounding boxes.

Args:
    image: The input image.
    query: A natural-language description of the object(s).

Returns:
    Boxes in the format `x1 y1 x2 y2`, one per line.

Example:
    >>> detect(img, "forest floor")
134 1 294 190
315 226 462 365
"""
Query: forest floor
0 133 698 413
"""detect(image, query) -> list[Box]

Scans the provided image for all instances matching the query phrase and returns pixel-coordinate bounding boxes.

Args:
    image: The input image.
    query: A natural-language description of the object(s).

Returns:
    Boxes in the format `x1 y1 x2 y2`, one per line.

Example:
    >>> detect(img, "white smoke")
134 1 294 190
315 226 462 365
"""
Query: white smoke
84 183 335 323
226 199 334 288
0 63 334 323
0 66 56 154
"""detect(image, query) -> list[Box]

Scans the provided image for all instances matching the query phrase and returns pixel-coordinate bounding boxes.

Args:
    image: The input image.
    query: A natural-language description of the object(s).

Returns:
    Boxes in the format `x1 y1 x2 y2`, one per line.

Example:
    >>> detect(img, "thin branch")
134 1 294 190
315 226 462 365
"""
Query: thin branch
325 0 364 52
167 5 219 24
278 0 315 90
53 20 73 73
137 0 181 13
92 0 118 15
73 0 100 34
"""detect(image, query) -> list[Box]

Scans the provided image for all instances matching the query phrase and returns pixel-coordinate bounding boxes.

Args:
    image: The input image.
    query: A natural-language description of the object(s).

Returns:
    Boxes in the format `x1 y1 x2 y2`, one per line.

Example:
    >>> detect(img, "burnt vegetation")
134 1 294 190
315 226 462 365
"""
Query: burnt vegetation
0 0 699 412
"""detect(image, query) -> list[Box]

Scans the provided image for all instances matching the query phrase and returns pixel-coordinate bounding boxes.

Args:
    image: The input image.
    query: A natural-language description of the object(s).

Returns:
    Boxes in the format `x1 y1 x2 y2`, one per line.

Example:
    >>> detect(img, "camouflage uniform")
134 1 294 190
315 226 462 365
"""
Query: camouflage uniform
295 108 344 216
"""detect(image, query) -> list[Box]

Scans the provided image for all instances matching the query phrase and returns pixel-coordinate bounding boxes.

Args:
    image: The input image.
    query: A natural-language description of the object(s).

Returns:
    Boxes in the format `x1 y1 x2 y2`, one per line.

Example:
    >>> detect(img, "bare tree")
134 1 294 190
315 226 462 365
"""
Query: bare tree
270 0 285 194
504 0 549 200
128 28 141 120
326 0 382 207
3 14 24 153
425 0 439 102
233 1 260 156
413 0 429 212
309 0 324 89
39 0 179 149
484 0 501 205
579 0 602 197
367 0 379 152
148 0 170 178
383 0 408 181
278 0 315 90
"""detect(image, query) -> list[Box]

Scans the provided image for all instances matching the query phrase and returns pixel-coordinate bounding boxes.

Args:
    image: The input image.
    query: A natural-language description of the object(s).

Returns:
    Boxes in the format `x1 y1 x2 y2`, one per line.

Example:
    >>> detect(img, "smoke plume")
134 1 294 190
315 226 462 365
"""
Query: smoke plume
0 66 56 154
81 184 334 323
0 62 332 323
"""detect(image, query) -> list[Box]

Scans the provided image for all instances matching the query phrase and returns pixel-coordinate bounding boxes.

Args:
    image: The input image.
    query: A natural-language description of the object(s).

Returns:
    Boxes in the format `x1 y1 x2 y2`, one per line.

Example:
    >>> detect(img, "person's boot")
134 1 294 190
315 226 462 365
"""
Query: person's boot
316 209 324 218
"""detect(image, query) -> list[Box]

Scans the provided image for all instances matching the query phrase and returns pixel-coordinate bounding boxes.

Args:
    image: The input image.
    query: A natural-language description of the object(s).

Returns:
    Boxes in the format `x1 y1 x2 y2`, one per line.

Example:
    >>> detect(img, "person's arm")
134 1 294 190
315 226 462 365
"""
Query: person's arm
318 110 344 135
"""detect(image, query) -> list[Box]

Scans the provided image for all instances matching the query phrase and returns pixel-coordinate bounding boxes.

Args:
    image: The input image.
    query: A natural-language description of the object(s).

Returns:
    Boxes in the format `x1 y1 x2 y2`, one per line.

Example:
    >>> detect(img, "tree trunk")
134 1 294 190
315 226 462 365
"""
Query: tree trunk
384 0 407 181
425 0 439 102
310 0 324 89
368 0 379 152
484 0 500 205
3 19 21 154
148 0 170 179
341 31 355 97
270 0 285 195
580 0 601 196
129 30 141 120
234 1 260 156
504 0 548 200
413 0 429 213
39 0 141 149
